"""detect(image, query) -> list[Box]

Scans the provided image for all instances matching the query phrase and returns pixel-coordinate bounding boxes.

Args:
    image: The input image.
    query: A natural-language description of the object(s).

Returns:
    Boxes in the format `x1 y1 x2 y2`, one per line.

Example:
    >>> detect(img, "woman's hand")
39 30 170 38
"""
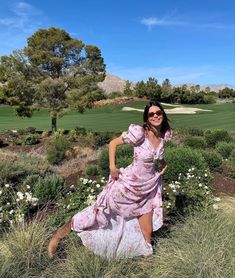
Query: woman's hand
159 164 167 176
110 167 120 180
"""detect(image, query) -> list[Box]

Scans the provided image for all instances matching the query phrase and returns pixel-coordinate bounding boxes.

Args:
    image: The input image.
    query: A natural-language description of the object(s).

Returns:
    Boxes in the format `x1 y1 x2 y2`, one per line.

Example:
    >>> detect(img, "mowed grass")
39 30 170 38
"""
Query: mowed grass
0 102 234 132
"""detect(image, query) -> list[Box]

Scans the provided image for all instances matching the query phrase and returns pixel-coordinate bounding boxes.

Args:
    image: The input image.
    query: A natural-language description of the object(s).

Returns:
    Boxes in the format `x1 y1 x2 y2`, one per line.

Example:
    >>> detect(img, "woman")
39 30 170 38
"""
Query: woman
48 101 172 258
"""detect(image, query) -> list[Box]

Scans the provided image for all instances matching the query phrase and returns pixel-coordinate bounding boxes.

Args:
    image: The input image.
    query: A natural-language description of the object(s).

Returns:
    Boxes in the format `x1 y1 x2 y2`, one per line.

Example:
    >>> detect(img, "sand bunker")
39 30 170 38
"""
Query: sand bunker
122 106 212 114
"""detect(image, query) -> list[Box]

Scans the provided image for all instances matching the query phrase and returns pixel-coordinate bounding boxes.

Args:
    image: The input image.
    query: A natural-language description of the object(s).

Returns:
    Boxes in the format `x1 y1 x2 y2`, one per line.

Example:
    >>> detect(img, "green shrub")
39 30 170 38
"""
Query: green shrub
228 148 235 161
24 134 39 145
94 132 112 148
26 126 37 134
98 144 133 177
205 130 232 147
164 140 177 148
164 147 207 183
23 174 65 203
46 135 71 165
200 150 223 172
184 136 207 149
216 141 235 159
68 129 77 142
187 127 204 136
74 126 87 135
85 164 99 176
0 137 4 147
50 177 107 226
167 167 213 214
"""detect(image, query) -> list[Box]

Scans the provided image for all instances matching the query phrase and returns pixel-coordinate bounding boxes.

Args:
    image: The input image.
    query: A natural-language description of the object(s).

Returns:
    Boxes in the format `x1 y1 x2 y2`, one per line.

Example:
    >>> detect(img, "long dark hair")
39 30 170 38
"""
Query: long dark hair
143 101 171 135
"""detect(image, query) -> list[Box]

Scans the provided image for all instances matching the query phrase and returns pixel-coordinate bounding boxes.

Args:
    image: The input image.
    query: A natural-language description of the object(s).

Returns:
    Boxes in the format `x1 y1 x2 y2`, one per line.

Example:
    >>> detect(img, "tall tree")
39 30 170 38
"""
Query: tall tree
123 80 133 96
0 27 106 131
146 77 161 100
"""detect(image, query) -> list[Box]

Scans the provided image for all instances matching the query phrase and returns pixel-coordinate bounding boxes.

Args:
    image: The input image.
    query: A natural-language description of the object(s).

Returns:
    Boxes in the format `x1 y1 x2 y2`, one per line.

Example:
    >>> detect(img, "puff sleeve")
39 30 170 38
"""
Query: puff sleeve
121 124 145 145
163 128 173 143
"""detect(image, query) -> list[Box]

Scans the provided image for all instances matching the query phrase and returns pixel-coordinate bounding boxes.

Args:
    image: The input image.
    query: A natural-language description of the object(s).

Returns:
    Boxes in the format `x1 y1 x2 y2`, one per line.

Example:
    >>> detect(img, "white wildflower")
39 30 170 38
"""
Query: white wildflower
26 185 30 189
17 192 24 200
198 183 203 187
5 184 10 188
83 178 88 184
205 173 208 177
9 210 14 215
0 190 2 195
70 184 75 189
213 204 219 210
204 186 208 189
96 184 101 188
214 197 221 202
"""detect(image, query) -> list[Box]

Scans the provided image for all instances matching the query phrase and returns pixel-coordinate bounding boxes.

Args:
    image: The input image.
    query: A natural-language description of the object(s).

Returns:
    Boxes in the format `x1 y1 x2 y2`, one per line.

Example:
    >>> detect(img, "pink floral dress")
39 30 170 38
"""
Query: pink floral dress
71 124 172 258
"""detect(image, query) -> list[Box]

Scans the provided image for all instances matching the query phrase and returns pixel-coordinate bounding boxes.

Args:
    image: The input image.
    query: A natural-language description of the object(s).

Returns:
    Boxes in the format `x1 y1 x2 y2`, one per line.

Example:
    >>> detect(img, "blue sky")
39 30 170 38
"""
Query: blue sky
0 0 234 85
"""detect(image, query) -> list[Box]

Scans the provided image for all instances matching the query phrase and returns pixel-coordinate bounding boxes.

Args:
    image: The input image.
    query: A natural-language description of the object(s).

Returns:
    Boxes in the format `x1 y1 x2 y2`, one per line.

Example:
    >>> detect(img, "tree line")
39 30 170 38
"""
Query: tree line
122 78 235 104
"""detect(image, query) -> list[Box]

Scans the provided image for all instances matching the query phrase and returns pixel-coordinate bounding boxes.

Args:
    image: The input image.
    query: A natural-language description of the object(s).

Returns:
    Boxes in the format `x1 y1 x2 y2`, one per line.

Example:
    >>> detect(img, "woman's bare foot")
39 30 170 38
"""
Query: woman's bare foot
48 220 72 258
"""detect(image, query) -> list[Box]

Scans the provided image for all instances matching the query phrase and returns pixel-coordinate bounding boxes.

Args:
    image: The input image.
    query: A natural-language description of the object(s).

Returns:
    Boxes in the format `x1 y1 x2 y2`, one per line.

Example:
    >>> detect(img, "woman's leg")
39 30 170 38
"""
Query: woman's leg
137 211 153 243
48 219 72 258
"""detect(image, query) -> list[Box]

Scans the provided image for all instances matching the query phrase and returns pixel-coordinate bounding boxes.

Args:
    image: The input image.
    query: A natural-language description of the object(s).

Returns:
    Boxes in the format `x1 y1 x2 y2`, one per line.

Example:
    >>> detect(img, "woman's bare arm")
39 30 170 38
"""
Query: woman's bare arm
109 136 125 179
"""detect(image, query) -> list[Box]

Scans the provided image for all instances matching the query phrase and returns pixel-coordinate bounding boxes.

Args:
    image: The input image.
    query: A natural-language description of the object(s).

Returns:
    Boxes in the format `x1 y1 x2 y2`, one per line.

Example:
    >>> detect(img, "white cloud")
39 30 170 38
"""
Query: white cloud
0 2 46 55
140 15 235 31
0 1 43 32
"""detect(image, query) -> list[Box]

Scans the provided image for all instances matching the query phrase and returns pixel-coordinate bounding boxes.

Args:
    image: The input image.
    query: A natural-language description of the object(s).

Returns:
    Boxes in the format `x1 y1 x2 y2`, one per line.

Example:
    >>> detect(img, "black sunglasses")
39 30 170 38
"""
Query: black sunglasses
148 110 163 118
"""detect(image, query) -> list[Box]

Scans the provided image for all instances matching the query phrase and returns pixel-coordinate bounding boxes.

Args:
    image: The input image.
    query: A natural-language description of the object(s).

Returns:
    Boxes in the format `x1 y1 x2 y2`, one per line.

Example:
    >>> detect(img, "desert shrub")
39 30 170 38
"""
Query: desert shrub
46 135 71 165
26 126 37 134
216 141 235 159
24 134 39 145
5 132 22 145
67 129 77 142
224 160 235 178
184 136 207 149
93 132 112 148
0 155 50 185
23 174 65 203
98 144 133 177
164 147 207 183
74 126 87 135
200 150 223 172
77 132 95 148
85 164 99 176
205 129 232 147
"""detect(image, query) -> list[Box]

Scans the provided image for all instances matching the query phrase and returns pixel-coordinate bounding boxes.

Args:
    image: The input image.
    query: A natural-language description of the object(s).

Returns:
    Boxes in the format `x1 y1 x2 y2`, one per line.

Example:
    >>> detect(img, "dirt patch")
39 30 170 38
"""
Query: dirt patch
212 172 235 197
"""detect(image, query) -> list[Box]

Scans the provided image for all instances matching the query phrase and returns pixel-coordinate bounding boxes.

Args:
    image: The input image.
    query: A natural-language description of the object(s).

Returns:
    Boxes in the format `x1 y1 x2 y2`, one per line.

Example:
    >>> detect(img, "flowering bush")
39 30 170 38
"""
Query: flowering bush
0 183 39 227
49 177 107 226
164 167 215 214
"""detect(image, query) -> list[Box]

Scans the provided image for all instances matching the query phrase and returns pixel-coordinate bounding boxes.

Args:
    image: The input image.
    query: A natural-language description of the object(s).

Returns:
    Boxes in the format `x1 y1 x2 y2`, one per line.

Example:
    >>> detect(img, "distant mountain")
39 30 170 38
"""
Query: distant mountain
98 73 128 94
99 73 235 94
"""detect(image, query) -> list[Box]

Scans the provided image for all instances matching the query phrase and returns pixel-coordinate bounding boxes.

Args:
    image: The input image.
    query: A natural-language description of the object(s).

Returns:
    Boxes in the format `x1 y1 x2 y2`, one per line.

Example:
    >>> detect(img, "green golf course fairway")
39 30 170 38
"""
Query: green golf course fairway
0 102 234 132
